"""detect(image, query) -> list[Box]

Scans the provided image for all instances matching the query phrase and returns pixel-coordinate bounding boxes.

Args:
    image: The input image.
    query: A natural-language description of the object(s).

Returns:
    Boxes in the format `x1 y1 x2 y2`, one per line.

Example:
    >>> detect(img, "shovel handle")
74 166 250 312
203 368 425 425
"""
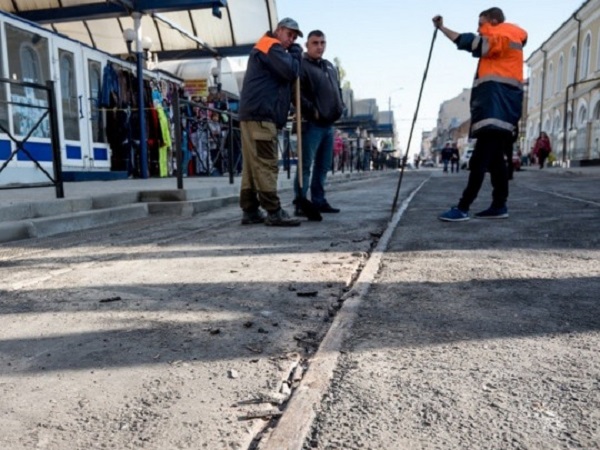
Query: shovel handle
295 78 303 189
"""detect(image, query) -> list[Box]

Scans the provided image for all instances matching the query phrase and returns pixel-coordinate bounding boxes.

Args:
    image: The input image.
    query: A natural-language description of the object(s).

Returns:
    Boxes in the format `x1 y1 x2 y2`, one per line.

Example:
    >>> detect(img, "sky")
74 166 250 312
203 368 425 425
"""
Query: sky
275 0 586 155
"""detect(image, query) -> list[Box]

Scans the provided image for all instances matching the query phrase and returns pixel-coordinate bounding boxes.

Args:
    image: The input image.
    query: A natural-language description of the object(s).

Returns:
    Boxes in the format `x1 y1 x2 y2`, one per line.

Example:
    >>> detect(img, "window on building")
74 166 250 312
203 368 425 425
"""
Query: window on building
553 113 561 134
59 49 80 141
568 45 577 85
538 69 543 104
577 104 588 128
597 35 600 72
6 24 50 138
556 54 564 93
546 63 554 99
543 118 551 133
529 75 536 107
593 102 600 121
580 33 591 80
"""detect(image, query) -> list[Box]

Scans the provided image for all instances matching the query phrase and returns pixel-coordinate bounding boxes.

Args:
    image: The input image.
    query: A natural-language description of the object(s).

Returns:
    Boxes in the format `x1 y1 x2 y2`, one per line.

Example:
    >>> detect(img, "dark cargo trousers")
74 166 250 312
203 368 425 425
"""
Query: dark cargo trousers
239 121 281 213
457 129 512 212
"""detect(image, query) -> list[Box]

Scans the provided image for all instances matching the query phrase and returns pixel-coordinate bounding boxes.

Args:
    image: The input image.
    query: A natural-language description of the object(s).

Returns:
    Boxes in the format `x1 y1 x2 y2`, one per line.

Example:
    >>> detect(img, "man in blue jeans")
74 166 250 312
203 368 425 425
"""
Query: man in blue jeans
294 30 345 217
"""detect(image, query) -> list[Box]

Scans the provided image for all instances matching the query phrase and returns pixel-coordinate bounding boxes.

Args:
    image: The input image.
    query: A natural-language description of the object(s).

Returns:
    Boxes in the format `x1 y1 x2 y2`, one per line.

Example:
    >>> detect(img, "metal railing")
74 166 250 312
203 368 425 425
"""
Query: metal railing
173 94 239 189
0 78 63 198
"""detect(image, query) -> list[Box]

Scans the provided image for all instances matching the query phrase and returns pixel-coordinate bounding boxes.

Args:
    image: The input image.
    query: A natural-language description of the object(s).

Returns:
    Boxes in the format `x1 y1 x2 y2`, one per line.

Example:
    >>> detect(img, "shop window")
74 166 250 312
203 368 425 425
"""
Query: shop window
6 25 50 138
88 60 106 143
59 50 80 141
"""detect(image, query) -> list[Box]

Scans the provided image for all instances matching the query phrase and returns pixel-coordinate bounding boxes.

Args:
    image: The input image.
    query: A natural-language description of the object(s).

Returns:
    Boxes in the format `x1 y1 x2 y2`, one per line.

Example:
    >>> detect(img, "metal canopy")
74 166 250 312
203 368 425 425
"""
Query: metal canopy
0 0 278 59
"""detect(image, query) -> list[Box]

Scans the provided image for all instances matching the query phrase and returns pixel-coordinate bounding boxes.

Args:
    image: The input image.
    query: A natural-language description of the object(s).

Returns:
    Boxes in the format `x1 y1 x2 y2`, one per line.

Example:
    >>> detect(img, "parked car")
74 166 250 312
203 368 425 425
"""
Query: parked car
460 148 473 170
421 159 435 167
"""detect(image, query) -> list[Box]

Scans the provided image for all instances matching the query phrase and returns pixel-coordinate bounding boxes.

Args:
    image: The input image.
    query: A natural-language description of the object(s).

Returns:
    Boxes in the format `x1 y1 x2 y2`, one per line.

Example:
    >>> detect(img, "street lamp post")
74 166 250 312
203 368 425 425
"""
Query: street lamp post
123 12 150 179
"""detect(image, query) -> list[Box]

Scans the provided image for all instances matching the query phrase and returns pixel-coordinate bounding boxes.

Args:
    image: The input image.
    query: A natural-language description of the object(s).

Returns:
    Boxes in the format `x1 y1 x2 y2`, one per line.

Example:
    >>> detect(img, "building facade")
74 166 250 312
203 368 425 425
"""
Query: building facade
526 0 600 165
435 88 471 148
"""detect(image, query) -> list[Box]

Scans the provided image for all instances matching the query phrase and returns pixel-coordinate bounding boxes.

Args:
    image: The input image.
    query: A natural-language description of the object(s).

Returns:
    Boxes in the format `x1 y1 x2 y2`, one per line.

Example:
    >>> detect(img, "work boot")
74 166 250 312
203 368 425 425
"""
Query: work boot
241 209 266 225
265 208 301 227
317 202 340 213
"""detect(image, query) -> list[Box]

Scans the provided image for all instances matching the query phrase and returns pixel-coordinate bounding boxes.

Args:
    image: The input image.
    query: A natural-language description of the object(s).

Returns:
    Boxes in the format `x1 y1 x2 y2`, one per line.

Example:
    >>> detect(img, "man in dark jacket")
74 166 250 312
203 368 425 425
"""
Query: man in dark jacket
440 142 454 173
434 8 527 221
294 30 344 217
238 18 303 226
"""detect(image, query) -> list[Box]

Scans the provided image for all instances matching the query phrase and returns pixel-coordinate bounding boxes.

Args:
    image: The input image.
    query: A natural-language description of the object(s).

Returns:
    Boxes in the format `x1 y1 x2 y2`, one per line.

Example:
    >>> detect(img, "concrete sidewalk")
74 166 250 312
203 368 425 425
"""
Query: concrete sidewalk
0 169 388 243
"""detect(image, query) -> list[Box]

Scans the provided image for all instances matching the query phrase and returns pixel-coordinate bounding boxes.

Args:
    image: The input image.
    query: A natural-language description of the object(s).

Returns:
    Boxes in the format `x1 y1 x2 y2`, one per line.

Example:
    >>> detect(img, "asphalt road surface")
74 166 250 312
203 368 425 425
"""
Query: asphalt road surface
1 167 598 450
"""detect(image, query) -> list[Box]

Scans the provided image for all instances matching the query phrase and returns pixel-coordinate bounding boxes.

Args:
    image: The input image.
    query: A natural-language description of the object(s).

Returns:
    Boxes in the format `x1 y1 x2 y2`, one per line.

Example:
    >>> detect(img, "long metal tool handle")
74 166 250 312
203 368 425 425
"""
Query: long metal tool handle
391 28 438 212
295 78 303 189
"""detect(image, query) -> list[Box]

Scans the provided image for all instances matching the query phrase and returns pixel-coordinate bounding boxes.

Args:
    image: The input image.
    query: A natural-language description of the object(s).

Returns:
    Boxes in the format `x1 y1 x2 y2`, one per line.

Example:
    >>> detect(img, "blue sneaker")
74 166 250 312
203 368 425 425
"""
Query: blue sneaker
438 206 469 222
474 206 508 219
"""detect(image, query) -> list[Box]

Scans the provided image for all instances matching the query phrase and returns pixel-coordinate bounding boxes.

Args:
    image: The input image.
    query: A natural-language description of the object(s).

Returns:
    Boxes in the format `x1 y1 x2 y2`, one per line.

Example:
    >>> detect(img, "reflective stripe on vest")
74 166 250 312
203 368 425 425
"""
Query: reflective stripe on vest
471 118 516 133
473 75 523 88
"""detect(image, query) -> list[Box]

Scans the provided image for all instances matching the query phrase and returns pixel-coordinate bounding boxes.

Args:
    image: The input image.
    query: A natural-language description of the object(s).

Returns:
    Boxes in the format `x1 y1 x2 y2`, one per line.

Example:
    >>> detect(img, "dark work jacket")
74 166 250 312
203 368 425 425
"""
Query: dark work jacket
300 54 344 126
239 32 301 129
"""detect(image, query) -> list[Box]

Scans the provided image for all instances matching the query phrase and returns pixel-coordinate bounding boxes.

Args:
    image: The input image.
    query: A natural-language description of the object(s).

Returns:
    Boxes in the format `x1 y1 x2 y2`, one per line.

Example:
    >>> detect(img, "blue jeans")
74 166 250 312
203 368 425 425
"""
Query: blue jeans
294 123 334 206
442 159 449 172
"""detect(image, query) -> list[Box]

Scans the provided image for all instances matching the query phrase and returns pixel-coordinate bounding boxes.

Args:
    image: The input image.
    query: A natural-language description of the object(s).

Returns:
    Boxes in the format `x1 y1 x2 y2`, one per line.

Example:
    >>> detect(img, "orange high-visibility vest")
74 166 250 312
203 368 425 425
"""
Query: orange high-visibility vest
474 22 527 86
255 35 280 55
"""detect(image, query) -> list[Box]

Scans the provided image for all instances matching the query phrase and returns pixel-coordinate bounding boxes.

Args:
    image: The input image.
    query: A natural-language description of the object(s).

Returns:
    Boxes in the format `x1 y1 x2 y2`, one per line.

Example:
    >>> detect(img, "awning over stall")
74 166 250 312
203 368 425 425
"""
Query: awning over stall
0 0 277 59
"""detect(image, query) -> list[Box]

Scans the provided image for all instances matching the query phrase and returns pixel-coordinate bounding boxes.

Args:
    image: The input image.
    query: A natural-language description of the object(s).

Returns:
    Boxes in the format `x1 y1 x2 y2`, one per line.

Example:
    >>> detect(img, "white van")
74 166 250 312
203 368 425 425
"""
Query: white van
460 147 474 170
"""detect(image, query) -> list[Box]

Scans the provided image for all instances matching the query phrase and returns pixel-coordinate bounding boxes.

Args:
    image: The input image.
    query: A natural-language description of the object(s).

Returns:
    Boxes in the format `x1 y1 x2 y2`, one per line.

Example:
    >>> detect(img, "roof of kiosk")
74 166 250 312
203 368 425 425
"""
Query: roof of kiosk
0 0 278 59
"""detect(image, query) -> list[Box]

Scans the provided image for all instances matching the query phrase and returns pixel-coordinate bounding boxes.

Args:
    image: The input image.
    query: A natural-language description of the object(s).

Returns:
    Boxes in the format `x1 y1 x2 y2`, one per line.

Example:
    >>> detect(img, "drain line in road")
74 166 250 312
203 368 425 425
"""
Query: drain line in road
252 179 429 450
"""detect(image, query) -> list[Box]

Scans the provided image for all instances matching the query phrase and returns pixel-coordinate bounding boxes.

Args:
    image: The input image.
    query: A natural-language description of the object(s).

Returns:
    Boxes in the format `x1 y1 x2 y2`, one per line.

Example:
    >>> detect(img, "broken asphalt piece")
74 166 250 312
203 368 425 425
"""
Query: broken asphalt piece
99 296 122 303
257 328 269 334
245 345 263 354
209 328 221 335
228 369 239 379
238 409 282 421
297 290 318 297
243 321 254 328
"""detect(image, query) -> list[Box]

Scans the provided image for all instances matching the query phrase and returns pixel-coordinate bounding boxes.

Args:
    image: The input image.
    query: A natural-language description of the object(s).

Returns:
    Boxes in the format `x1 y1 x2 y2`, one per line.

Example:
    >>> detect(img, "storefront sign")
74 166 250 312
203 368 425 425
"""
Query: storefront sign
184 79 209 98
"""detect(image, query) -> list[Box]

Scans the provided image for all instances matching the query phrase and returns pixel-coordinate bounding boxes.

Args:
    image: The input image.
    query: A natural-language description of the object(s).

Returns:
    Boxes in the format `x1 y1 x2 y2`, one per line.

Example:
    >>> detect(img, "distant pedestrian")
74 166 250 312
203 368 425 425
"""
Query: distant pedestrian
334 130 344 171
450 143 460 173
434 8 527 221
533 132 552 169
238 17 304 226
440 142 453 173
